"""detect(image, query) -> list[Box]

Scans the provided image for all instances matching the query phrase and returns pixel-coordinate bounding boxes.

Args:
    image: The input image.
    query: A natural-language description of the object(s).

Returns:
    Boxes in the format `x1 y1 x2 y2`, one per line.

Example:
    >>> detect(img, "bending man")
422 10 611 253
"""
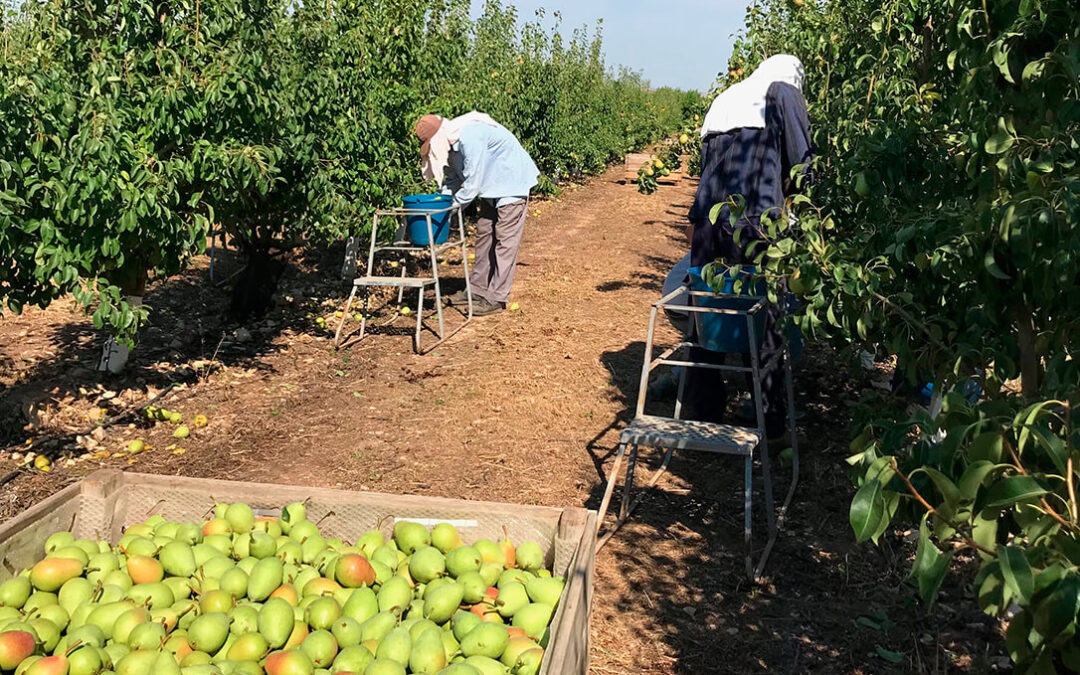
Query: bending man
415 113 539 317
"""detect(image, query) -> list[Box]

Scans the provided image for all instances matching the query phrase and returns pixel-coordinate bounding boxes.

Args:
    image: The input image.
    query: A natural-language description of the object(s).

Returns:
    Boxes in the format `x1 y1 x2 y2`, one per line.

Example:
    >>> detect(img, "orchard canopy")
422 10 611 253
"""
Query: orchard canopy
724 0 1080 670
0 0 699 338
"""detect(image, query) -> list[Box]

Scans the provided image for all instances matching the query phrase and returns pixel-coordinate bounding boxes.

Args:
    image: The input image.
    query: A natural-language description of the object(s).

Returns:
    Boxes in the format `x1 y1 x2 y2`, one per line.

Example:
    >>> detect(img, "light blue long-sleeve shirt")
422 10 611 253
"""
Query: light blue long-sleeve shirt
443 123 539 207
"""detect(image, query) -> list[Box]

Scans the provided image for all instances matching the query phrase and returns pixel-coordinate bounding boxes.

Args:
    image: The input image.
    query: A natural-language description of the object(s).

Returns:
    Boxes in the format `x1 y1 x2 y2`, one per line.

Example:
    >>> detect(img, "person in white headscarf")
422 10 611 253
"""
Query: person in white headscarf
682 54 814 441
414 112 539 316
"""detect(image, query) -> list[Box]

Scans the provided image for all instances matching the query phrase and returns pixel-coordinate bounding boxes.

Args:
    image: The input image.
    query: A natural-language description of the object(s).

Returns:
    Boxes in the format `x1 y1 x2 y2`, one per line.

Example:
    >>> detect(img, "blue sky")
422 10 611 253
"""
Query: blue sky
471 0 752 92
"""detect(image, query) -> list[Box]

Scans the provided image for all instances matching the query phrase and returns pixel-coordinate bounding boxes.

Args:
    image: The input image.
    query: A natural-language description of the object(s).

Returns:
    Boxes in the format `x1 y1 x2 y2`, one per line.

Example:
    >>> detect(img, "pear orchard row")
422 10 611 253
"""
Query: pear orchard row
0 501 567 675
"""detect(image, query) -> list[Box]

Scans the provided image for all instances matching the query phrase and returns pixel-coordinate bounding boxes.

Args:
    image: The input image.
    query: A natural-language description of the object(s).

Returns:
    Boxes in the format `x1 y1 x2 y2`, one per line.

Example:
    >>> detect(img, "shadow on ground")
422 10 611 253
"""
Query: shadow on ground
585 337 1009 673
0 243 349 449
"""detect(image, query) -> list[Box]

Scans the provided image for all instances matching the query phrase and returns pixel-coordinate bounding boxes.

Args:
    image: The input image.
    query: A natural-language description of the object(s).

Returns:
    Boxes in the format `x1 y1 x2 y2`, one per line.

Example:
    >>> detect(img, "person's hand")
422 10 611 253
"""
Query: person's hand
684 222 694 246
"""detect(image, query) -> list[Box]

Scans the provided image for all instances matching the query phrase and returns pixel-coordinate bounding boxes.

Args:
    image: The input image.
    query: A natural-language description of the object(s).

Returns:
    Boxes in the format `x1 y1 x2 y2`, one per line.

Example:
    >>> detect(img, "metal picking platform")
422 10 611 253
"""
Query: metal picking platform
334 203 472 353
596 283 800 582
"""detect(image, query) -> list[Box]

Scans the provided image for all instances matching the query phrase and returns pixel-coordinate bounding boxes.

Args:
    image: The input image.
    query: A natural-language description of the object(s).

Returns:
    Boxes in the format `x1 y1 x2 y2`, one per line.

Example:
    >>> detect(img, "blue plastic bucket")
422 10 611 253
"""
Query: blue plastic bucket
688 266 804 359
402 193 453 245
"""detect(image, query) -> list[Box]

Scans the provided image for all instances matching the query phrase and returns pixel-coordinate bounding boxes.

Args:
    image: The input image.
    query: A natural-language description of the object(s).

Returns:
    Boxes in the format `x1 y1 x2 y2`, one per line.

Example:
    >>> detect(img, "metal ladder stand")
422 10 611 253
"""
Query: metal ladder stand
333 203 473 353
596 282 800 582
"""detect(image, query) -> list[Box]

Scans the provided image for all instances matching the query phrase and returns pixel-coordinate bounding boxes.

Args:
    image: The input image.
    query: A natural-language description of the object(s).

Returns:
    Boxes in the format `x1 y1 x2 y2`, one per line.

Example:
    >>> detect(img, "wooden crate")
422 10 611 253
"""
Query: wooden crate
0 470 597 675
624 153 681 185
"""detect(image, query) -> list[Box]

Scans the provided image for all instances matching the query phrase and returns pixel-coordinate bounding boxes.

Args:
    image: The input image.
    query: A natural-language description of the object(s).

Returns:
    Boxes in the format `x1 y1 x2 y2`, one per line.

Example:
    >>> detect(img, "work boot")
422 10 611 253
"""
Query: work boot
471 297 504 316
444 290 470 305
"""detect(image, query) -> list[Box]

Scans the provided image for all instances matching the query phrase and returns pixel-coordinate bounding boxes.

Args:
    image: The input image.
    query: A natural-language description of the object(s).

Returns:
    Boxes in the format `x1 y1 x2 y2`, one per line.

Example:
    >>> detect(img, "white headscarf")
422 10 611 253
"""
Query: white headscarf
700 55 805 138
421 111 502 184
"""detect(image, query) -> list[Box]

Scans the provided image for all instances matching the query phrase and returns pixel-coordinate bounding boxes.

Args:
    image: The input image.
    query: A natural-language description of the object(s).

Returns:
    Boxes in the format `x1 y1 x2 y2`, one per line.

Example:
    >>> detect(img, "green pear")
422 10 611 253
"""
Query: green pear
430 524 463 554
288 520 320 545
445 547 482 579
127 621 166 651
229 605 260 636
159 541 197 578
392 522 430 555
409 547 445 584
305 596 341 631
87 601 135 639
358 611 397 643
342 586 378 624
460 623 509 659
439 664 482 675
44 532 75 554
464 655 509 675
29 617 60 652
66 644 104 675
331 644 375 673
112 606 151 644
250 532 278 560
512 647 543 675
478 563 503 588
500 637 537 667
52 546 89 567
514 543 544 572
524 577 564 607
226 631 269 662
407 619 438 642
219 568 249 599
375 626 411 667
279 502 307 534
36 604 68 631
114 649 158 675
225 503 255 534
363 659 406 675
371 545 399 571
0 577 31 609
357 530 385 558
301 535 327 565
258 598 295 649
456 572 488 605
377 577 413 617
495 583 529 618
370 560 393 586
331 616 363 648
510 603 552 641
187 612 229 654
57 577 93 615
473 540 501 566
300 629 338 668
452 610 483 642
409 626 447 674
66 624 106 648
247 557 284 602
127 582 175 610
278 541 303 566
423 582 464 625
496 570 532 590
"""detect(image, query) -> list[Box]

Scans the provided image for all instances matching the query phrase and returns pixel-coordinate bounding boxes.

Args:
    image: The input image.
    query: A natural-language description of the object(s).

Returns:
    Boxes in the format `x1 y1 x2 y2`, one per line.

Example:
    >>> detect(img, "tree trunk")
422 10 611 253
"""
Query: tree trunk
229 244 285 322
1013 303 1039 400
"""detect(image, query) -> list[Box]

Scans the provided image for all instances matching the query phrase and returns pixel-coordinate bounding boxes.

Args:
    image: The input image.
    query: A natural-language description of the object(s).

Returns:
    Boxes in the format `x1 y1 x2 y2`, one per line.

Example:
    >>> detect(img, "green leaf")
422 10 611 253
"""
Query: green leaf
915 466 962 509
850 479 886 543
985 131 1015 155
972 509 999 560
1032 575 1080 640
998 545 1035 602
984 475 1049 509
957 460 1000 498
983 250 1010 280
874 646 904 664
969 432 1004 463
911 513 952 606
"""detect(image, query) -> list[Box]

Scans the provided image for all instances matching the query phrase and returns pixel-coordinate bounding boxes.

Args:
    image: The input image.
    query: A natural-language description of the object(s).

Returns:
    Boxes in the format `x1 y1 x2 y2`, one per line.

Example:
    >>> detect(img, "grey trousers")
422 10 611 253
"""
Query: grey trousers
471 198 527 304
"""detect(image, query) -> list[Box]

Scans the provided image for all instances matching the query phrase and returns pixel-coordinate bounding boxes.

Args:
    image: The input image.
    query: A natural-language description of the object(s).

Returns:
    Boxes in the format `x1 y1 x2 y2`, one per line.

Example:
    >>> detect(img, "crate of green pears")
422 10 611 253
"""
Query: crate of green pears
0 470 596 675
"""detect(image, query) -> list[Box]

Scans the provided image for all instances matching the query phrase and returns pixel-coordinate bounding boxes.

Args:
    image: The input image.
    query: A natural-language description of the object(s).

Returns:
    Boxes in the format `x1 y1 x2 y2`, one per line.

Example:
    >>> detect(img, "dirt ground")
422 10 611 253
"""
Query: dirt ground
0 167 1010 673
